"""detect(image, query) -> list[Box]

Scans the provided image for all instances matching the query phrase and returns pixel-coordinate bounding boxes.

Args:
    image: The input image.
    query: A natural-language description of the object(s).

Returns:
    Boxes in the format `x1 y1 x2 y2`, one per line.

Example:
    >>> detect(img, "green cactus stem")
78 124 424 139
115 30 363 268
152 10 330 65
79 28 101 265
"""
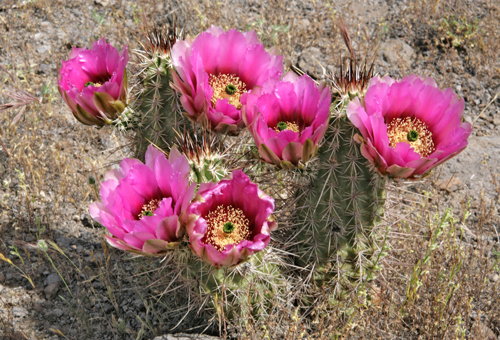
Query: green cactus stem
132 56 185 157
175 246 286 322
293 112 386 295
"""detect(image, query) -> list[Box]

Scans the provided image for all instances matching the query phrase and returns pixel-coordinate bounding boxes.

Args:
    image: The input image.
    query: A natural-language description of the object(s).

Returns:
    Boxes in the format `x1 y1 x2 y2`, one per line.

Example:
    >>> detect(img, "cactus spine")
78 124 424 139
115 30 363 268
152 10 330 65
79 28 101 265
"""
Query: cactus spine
294 110 386 295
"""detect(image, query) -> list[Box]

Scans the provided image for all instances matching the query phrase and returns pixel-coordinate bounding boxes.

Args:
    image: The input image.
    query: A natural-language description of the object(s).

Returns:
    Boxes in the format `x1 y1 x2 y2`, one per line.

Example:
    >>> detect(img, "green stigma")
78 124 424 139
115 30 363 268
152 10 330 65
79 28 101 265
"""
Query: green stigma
407 130 419 142
277 122 288 131
144 211 153 217
225 84 237 95
223 222 235 233
85 81 95 87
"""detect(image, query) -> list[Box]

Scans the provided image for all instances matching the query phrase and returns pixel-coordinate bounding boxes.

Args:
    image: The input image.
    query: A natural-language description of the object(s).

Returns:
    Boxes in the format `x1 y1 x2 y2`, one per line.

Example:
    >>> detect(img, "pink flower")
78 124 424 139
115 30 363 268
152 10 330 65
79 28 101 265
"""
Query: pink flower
58 37 129 126
184 170 277 267
89 145 195 255
242 72 331 169
347 75 472 179
171 26 284 135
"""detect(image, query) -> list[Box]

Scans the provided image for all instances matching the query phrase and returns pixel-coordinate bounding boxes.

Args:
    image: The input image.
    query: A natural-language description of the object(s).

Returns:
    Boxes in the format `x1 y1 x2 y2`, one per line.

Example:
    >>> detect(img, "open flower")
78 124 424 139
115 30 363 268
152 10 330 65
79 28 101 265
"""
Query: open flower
171 26 283 134
242 72 331 169
184 170 277 267
347 75 472 179
89 145 195 255
58 37 128 126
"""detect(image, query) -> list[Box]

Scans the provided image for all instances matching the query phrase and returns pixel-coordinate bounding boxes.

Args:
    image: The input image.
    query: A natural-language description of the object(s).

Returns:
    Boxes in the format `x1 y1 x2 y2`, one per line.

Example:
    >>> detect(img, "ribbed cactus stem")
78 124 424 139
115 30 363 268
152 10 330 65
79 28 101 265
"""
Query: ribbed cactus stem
294 110 386 292
133 56 184 156
176 247 285 320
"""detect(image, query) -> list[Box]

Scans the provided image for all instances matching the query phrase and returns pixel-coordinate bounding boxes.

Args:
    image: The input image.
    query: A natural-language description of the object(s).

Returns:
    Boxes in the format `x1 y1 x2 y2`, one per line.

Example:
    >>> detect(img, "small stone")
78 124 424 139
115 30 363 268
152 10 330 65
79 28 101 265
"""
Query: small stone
298 47 324 77
493 118 500 126
37 45 51 54
464 116 472 124
44 273 61 286
437 177 463 193
34 32 45 41
45 308 63 322
44 282 60 300
491 274 499 282
13 306 29 318
72 215 80 222
378 39 415 66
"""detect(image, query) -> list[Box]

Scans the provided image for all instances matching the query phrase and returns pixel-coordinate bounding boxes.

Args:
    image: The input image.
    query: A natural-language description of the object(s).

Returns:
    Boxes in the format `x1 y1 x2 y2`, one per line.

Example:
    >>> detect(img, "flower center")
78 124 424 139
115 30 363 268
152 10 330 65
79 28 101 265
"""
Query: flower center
208 73 247 110
203 205 251 252
138 199 161 219
386 117 435 157
85 81 102 87
274 121 300 133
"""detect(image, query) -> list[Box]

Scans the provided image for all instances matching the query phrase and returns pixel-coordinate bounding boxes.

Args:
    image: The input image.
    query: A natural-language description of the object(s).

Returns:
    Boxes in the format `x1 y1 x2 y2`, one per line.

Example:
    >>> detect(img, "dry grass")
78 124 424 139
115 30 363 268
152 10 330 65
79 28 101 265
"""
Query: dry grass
0 0 499 339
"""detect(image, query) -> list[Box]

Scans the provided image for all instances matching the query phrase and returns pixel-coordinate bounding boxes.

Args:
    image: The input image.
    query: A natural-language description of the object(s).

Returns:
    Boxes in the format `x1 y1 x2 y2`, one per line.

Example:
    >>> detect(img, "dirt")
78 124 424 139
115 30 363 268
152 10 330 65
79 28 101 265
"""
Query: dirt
0 0 499 339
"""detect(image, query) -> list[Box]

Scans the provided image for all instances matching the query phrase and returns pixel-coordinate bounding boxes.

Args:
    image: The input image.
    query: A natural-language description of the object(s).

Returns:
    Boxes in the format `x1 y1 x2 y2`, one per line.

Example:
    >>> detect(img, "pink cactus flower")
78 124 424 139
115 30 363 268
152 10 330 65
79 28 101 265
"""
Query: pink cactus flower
347 75 472 179
89 145 195 256
242 72 331 169
58 37 129 126
184 170 277 267
171 26 284 135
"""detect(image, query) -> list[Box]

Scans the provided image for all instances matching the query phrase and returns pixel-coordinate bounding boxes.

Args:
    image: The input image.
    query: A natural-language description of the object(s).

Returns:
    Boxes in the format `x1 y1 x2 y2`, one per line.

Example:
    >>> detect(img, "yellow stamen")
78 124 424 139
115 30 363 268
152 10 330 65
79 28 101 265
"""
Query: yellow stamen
203 205 250 252
138 199 161 219
274 121 300 133
387 117 435 157
208 73 247 109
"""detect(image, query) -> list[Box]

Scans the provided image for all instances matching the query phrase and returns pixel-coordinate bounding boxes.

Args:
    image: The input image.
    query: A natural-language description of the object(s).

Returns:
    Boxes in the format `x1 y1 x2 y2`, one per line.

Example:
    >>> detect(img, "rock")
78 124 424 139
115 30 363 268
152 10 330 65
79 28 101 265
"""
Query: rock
12 306 29 318
44 282 60 300
378 39 415 66
34 32 45 41
490 274 499 282
37 63 55 75
153 334 221 340
37 45 51 54
44 273 61 286
471 321 496 340
95 0 116 6
436 177 464 193
298 47 325 77
440 136 500 201
44 308 64 322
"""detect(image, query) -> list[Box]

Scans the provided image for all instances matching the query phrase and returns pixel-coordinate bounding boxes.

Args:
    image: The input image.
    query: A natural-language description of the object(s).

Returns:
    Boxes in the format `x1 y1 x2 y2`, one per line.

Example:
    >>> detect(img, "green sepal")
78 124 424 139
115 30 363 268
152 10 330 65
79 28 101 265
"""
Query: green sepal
75 103 105 126
93 91 118 120
258 144 281 166
301 138 315 163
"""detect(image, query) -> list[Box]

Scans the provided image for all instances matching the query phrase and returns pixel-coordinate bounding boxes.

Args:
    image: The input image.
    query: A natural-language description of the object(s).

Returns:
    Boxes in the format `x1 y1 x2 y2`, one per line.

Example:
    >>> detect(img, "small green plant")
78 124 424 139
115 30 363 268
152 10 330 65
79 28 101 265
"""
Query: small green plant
440 15 479 48
245 18 289 46
92 10 106 25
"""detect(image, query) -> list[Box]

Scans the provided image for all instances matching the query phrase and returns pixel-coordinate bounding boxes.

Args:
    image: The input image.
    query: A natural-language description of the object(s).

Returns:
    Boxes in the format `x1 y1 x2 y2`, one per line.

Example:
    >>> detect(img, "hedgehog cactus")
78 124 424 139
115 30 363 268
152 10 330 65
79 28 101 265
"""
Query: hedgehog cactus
71 21 473 337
